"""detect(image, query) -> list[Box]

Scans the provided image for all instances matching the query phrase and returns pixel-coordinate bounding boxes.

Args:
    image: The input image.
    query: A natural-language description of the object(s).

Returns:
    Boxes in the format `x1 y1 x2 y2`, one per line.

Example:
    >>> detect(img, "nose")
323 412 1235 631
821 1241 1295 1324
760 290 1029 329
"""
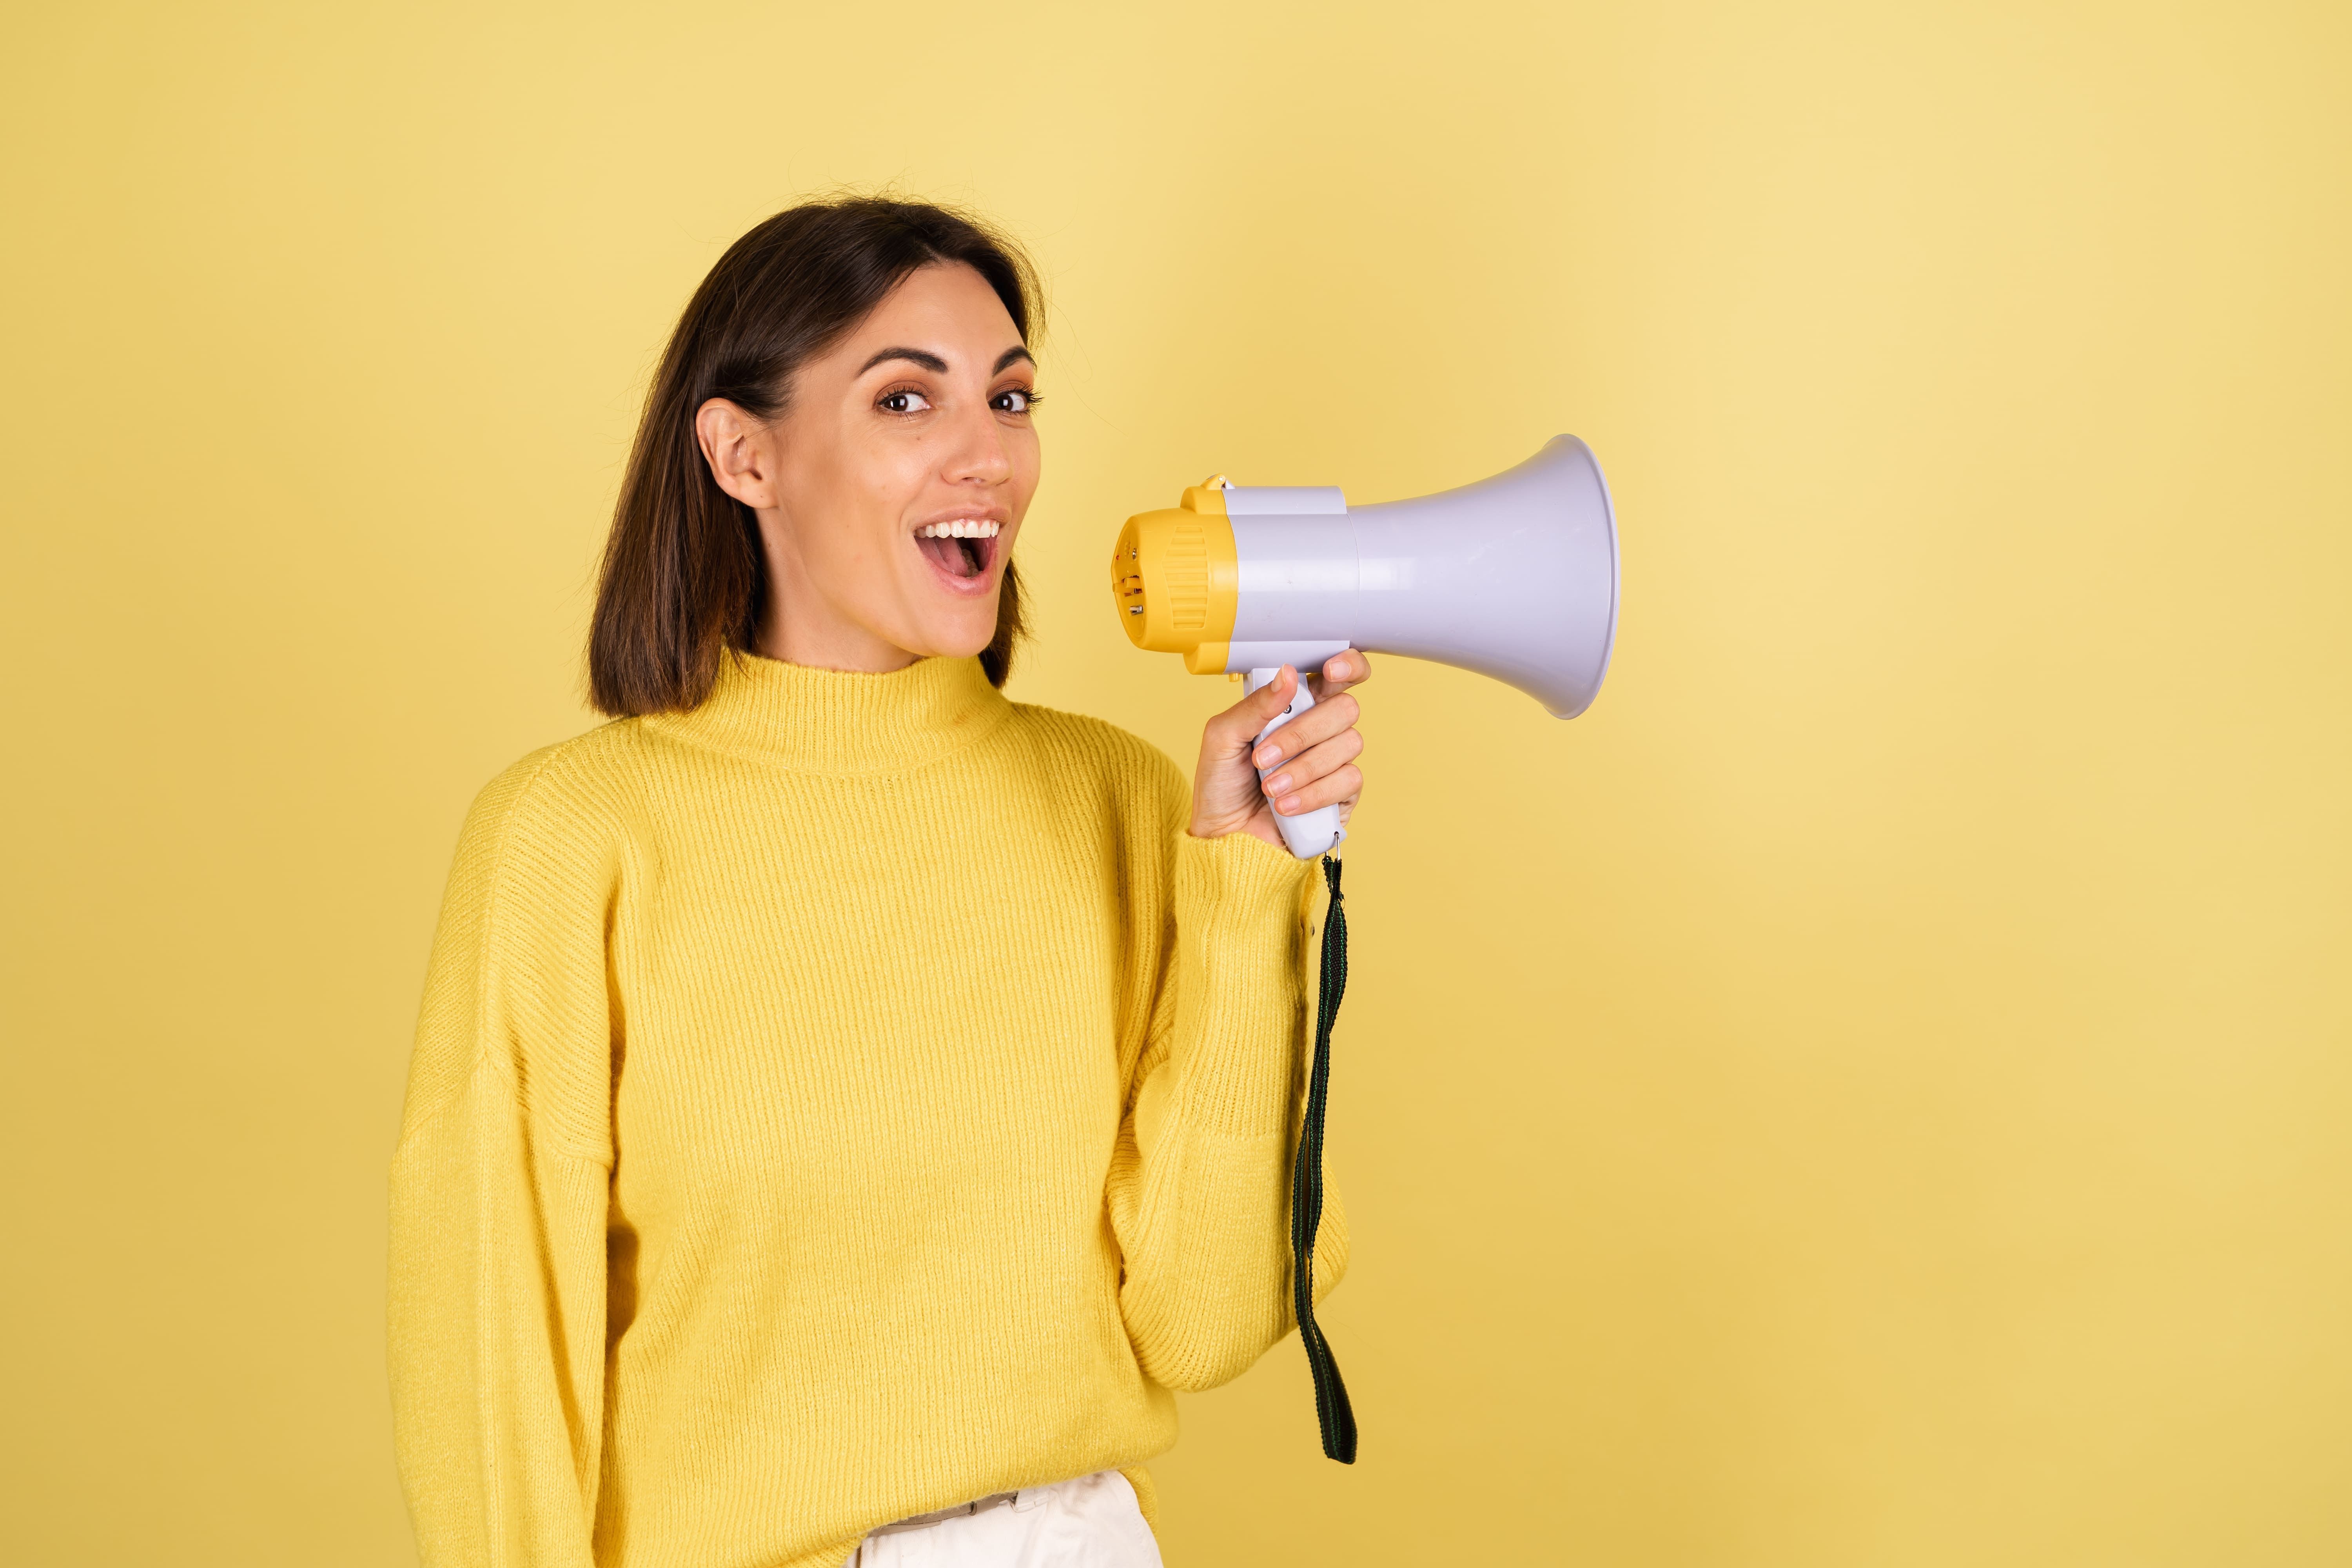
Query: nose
940 392 1013 487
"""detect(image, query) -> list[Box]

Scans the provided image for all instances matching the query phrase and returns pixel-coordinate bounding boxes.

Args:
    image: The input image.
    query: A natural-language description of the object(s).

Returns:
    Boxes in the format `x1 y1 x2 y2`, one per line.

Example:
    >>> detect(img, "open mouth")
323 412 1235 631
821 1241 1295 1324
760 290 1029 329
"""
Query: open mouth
915 518 1002 586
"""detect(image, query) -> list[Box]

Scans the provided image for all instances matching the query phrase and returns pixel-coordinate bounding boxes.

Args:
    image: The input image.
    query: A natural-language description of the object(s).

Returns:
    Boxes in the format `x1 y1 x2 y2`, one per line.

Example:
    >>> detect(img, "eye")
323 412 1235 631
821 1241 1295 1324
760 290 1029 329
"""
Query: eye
878 388 933 415
991 387 1040 414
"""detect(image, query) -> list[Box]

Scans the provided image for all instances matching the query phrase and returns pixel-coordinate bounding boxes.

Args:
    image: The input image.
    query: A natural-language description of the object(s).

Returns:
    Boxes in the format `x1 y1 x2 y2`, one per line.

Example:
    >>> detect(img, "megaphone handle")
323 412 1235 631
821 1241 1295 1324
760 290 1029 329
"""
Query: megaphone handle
1246 666 1348 860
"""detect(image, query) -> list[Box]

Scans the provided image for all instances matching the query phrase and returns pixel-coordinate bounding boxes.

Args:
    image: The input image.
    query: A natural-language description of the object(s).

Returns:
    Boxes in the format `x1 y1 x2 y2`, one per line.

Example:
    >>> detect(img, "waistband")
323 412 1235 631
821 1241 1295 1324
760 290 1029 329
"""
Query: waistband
869 1488 1029 1536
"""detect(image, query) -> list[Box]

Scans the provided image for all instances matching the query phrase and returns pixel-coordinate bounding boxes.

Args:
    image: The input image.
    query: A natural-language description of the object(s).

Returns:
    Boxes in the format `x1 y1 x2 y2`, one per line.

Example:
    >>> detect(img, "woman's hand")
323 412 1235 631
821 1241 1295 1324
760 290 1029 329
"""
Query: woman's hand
1189 652 1372 851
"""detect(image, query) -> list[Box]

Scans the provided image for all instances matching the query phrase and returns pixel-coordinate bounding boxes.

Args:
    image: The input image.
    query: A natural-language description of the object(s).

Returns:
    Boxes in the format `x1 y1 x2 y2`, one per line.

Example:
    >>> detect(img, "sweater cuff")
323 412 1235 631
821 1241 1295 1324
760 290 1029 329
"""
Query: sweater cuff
1171 830 1320 1138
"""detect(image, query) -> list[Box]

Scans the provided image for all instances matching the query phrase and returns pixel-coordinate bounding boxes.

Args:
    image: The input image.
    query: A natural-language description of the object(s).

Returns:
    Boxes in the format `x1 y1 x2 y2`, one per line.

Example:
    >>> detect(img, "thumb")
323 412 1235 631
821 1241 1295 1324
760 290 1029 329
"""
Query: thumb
1239 666 1301 735
1212 667 1297 753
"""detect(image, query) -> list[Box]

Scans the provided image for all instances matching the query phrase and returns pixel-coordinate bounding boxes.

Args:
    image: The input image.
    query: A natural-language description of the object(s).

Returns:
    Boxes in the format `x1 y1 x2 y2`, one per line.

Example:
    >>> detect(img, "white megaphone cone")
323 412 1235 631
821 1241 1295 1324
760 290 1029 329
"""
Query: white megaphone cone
1111 435 1621 857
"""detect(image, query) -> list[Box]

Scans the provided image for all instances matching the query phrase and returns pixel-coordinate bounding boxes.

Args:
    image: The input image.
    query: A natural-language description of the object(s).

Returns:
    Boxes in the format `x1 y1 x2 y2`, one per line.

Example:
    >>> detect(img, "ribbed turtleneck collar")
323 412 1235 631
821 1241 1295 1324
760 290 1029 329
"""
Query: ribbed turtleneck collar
648 650 1011 775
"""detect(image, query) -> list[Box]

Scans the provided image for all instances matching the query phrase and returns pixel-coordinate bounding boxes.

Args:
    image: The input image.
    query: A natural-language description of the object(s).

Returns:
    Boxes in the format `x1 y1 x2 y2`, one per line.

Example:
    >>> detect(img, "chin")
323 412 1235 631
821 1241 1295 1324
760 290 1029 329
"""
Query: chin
935 604 1003 660
897 588 1002 662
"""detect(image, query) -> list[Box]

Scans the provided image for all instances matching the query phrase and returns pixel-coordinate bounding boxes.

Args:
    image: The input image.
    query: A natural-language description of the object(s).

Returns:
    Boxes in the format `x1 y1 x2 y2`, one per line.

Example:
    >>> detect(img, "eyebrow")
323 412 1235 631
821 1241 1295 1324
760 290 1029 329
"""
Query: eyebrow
857 346 948 376
855 345 1036 377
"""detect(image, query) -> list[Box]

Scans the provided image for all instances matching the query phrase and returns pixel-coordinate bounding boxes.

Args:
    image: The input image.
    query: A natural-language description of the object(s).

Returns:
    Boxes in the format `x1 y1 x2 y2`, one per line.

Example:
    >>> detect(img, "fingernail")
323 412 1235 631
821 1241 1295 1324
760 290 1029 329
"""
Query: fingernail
1253 745 1280 768
1264 773 1292 796
1278 794 1304 814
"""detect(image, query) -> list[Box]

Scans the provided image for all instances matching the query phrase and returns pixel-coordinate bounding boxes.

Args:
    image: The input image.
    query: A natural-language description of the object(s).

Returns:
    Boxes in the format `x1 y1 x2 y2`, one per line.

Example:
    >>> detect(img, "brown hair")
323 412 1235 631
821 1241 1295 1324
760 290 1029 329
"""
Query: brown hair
588 198 1040 717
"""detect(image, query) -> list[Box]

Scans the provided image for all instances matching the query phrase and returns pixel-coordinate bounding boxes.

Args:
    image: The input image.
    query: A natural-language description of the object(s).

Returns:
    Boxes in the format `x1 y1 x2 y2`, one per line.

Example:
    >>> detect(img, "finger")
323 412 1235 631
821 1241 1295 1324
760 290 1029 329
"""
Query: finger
1258 728 1365 806
1271 762 1365 818
1208 667 1299 753
1249 691 1359 771
1307 650 1374 700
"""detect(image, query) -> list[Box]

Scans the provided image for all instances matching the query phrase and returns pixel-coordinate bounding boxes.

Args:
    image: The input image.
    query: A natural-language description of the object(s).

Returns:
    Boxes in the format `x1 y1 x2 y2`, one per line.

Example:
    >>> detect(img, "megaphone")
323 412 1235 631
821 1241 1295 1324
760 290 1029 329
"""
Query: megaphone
1110 434 1620 858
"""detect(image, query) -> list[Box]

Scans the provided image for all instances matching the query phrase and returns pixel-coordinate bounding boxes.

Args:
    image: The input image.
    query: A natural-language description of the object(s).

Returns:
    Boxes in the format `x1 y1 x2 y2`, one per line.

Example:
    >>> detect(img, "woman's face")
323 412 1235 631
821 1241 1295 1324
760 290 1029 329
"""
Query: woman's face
697 262 1041 671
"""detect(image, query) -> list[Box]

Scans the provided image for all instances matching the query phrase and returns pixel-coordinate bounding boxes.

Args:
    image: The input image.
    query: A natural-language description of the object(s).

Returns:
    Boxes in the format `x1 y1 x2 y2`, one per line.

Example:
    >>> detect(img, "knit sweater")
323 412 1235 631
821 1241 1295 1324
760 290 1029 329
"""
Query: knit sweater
388 650 1347 1568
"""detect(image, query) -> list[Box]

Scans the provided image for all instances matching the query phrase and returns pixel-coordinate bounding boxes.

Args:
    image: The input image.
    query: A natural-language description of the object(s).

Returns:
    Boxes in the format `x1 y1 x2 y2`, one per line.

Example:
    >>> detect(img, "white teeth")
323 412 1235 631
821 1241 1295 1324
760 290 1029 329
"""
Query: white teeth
920 520 1000 540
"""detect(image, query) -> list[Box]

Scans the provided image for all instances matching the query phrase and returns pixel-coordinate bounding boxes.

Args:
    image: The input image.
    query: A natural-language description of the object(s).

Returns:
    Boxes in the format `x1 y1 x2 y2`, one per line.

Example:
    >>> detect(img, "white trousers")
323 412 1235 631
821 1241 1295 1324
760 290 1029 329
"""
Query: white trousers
842 1471 1162 1568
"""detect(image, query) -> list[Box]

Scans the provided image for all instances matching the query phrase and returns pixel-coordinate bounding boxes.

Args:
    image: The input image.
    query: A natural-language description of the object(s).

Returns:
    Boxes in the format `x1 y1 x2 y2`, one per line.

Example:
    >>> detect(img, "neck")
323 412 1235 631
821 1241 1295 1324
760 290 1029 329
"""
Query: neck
755 604 918 674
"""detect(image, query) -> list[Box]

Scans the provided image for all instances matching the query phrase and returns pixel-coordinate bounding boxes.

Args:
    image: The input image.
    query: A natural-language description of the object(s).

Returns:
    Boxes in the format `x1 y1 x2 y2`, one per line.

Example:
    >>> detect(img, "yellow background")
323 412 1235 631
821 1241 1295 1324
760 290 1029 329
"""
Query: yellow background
4 2 2347 1563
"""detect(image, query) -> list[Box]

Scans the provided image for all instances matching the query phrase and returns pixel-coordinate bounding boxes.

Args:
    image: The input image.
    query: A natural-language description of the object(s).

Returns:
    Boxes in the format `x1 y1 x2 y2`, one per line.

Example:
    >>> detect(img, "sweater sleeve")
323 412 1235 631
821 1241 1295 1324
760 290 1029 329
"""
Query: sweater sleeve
388 752 621 1567
1107 806 1353 1392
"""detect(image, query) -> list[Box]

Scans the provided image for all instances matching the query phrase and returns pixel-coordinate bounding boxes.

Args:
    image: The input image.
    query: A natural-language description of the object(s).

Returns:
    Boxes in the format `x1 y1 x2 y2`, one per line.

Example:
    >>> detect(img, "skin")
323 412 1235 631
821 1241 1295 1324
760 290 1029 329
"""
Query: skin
695 261 1367 853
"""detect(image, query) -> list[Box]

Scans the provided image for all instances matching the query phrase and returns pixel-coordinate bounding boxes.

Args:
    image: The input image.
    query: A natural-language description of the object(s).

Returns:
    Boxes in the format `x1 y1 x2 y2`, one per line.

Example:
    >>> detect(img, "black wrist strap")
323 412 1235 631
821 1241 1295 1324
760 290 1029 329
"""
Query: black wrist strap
1291 853 1357 1463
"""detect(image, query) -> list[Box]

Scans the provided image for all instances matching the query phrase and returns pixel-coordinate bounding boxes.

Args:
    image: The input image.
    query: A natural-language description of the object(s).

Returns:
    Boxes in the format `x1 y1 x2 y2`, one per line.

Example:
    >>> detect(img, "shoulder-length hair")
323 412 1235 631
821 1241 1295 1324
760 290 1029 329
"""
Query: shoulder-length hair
588 198 1041 717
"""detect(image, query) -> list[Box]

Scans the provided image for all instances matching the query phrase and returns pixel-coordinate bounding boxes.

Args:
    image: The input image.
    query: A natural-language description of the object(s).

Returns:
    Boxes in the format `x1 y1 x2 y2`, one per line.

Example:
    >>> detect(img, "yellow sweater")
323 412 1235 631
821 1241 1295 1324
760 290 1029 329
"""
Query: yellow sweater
388 650 1347 1568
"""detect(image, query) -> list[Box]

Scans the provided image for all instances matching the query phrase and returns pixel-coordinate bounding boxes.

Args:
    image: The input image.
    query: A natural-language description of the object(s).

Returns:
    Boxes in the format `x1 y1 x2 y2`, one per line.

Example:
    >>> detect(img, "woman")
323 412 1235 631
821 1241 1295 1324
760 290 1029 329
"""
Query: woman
389 198 1369 1568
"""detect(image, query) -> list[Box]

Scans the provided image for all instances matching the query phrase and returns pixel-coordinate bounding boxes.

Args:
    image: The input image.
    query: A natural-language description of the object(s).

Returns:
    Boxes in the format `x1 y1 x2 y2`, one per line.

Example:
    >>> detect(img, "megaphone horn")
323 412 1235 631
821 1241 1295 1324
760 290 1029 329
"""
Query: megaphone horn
1109 434 1620 858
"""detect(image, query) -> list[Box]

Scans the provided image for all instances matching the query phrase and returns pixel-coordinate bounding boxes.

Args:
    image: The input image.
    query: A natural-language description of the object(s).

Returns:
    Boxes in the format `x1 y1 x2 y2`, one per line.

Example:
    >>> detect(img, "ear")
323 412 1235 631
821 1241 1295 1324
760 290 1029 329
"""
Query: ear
695 398 780 509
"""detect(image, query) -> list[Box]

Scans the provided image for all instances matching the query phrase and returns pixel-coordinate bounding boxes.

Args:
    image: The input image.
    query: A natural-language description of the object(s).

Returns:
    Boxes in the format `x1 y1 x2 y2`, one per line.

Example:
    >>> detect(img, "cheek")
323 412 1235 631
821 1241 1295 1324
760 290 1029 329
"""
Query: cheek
859 437 938 537
799 430 926 573
1008 430 1044 506
879 432 943 497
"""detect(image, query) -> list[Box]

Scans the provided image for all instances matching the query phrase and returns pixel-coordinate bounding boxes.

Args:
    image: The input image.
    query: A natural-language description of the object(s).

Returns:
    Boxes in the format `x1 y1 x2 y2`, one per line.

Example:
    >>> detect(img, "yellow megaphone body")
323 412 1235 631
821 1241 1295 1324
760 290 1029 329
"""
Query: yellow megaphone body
1110 435 1621 857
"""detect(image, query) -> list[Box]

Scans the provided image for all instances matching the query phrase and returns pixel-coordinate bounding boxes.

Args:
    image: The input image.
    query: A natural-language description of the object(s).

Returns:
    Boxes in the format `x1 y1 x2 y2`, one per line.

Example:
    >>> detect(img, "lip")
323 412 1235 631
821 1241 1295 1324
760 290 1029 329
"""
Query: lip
911 509 1010 597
